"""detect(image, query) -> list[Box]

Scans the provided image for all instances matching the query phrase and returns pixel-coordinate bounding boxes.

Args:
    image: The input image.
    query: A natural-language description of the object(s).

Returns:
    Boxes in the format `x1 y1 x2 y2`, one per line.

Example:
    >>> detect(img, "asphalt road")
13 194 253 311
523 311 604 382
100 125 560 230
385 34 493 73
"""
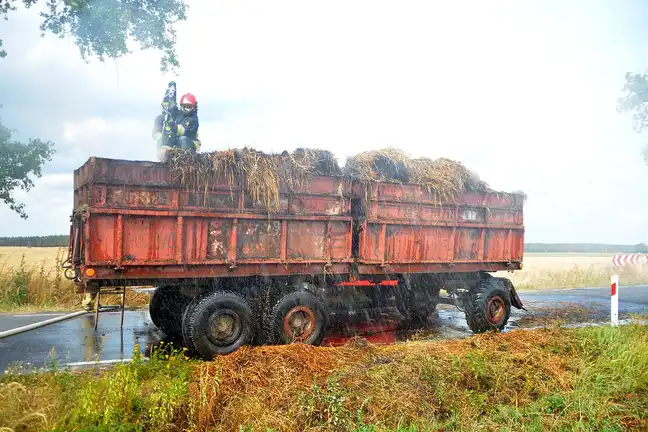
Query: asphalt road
0 285 646 374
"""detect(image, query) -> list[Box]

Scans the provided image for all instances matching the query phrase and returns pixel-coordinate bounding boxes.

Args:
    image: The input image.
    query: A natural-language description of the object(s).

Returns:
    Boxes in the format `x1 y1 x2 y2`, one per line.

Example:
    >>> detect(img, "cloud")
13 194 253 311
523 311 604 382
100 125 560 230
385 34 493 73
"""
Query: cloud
0 0 648 243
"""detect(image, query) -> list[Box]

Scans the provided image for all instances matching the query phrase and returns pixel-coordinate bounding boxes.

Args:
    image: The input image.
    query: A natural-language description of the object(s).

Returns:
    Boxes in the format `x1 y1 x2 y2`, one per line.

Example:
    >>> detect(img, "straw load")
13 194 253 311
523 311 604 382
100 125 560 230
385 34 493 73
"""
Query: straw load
343 148 489 199
167 147 342 211
165 146 494 211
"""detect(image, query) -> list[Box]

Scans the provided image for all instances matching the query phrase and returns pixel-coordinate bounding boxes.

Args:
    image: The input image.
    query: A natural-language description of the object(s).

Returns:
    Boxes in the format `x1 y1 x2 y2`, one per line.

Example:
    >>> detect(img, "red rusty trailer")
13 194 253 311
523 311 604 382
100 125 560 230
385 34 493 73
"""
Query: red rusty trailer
65 157 525 359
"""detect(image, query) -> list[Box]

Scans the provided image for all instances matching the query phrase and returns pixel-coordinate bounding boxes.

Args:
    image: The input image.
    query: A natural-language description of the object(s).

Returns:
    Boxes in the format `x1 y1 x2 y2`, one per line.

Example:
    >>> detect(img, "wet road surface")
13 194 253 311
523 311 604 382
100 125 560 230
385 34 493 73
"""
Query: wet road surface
0 313 66 332
0 285 646 374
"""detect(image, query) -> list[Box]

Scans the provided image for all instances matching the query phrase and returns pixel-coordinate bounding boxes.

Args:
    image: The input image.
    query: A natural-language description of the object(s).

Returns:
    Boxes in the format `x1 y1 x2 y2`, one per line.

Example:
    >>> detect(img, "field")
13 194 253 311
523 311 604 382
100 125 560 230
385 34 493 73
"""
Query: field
0 247 149 312
496 253 648 290
1 324 647 431
1 247 648 311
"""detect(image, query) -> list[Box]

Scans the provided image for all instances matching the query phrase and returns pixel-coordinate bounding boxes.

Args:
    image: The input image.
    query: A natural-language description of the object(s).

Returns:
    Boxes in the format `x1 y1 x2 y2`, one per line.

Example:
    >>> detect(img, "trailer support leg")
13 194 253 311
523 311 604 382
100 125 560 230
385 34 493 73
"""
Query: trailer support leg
120 286 126 329
94 291 101 330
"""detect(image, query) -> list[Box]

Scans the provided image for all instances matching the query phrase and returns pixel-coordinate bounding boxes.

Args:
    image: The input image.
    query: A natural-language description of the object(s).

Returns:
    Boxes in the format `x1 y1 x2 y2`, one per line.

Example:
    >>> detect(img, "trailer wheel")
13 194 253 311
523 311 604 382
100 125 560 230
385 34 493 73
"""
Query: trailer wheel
266 291 328 345
149 286 188 338
182 291 253 359
464 279 511 333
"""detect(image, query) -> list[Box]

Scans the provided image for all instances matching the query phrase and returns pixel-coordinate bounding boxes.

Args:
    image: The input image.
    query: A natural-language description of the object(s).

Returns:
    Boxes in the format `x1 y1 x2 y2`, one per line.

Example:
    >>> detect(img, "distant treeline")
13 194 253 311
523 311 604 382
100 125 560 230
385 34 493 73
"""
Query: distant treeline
1 236 647 253
0 235 69 247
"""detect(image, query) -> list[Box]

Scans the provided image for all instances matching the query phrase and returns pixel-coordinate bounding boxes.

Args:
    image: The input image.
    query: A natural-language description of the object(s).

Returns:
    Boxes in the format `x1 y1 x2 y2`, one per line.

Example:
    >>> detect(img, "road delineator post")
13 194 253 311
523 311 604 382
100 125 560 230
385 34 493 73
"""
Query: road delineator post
611 274 619 327
611 253 648 327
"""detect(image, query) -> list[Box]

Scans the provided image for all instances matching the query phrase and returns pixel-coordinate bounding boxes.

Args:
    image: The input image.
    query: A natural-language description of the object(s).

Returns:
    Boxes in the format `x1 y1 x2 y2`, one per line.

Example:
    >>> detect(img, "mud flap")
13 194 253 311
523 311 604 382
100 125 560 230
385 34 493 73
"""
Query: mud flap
509 285 525 311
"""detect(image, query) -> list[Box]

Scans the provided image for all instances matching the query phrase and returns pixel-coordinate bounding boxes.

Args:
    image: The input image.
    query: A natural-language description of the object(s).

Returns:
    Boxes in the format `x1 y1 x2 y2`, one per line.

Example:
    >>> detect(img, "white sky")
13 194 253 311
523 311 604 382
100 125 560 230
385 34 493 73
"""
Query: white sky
1 0 647 243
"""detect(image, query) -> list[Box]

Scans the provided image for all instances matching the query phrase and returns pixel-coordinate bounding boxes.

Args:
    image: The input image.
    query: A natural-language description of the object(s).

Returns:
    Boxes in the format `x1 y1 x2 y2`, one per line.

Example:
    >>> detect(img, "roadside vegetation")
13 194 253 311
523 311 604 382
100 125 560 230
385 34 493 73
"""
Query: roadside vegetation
499 255 648 291
0 248 148 312
1 324 646 431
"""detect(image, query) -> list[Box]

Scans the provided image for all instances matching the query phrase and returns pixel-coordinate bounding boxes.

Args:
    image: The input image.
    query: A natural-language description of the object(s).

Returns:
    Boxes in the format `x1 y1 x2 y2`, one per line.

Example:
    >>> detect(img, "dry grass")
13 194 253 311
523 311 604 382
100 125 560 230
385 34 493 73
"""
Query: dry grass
0 247 148 312
1 325 647 431
498 254 648 290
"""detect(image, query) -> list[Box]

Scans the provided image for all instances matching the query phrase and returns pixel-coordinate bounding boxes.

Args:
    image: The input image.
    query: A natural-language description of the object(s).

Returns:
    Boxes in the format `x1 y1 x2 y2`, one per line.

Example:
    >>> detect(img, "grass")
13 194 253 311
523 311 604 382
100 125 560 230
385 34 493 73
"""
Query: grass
0 247 149 312
1 324 647 431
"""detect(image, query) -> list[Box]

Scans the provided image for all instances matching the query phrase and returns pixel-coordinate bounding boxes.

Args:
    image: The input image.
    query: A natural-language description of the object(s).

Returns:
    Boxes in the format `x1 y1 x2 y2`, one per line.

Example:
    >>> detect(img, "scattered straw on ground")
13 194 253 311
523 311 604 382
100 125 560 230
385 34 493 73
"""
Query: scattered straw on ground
189 327 581 431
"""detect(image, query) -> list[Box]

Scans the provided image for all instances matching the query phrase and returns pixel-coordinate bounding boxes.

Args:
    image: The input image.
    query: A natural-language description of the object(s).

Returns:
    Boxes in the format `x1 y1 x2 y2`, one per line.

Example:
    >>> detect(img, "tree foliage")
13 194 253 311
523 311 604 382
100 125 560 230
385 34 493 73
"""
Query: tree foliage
0 234 67 246
0 115 55 219
1 0 188 72
617 72 648 164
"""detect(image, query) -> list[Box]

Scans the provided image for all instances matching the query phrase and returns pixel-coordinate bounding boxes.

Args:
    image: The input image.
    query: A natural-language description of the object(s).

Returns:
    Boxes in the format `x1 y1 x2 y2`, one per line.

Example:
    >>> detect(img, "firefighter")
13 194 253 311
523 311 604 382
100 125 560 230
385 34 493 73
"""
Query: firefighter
81 291 97 311
174 92 201 152
153 83 201 161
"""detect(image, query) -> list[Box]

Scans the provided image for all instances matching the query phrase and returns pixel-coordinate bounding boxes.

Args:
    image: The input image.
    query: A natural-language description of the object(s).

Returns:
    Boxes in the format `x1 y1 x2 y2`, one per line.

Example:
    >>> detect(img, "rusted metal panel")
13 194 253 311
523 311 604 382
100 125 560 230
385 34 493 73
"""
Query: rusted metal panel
488 209 523 225
330 221 351 260
291 196 345 215
356 180 524 266
207 220 232 259
484 230 510 261
74 158 171 189
243 195 290 213
88 216 116 262
420 205 456 222
455 228 481 261
107 188 171 207
287 221 326 259
362 224 382 262
120 217 176 263
183 191 238 209
420 227 454 261
384 225 417 262
289 177 348 195
237 220 282 259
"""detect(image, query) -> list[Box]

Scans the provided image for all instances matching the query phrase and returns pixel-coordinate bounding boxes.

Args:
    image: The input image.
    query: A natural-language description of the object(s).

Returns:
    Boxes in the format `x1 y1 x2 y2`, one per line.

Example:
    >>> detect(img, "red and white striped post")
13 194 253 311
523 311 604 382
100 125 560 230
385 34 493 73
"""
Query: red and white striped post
610 274 619 327
611 253 648 326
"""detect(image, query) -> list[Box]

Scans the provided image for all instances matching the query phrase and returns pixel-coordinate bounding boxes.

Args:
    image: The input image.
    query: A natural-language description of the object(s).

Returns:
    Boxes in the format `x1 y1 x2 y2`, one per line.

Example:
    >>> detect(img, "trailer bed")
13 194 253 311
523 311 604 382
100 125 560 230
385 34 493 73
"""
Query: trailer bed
69 157 524 287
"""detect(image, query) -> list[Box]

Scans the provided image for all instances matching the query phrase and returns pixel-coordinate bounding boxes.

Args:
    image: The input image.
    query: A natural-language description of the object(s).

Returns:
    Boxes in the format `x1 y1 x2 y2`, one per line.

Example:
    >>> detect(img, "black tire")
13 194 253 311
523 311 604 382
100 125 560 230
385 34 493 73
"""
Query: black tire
182 291 253 359
464 279 511 333
149 286 189 338
265 291 328 346
394 286 437 326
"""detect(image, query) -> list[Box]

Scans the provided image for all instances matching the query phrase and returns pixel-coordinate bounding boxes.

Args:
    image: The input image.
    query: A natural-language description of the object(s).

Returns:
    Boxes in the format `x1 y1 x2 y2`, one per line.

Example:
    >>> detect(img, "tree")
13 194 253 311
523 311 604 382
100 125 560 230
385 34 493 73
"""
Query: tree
0 115 55 219
1 0 188 72
634 243 648 254
0 0 187 218
617 72 648 165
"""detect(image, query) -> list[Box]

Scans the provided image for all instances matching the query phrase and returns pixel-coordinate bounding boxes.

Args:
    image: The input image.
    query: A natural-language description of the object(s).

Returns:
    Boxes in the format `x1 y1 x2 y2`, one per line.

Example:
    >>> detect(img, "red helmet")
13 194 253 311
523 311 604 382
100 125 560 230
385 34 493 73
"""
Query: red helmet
180 93 197 113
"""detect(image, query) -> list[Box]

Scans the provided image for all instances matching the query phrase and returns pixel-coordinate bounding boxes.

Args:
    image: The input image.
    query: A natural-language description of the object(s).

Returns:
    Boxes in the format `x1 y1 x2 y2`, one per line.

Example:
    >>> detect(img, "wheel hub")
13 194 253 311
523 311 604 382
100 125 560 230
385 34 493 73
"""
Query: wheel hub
487 296 505 324
208 310 241 346
283 306 316 342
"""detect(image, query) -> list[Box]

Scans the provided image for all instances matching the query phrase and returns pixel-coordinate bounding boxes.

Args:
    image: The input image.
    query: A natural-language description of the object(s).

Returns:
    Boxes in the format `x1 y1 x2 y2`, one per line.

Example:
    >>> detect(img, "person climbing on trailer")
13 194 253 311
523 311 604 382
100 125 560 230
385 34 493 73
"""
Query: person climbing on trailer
153 81 201 161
